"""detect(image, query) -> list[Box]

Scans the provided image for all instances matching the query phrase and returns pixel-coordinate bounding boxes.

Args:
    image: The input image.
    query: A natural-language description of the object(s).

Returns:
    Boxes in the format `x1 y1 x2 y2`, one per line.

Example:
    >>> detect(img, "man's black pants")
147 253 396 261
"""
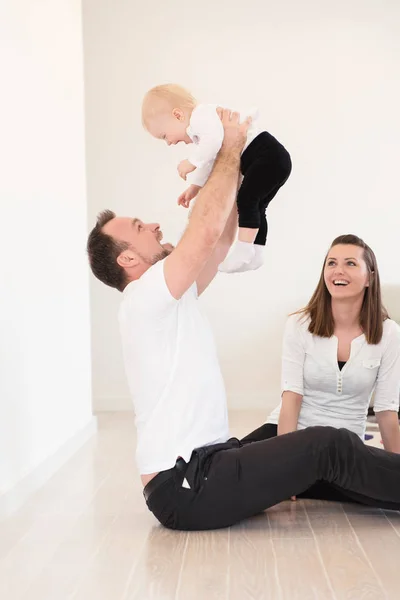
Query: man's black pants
144 426 400 531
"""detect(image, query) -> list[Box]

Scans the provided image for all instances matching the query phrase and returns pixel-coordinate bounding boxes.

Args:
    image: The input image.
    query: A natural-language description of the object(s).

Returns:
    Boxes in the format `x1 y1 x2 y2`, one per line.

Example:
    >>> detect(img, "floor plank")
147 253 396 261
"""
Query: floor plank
305 505 385 600
228 512 280 600
177 529 230 600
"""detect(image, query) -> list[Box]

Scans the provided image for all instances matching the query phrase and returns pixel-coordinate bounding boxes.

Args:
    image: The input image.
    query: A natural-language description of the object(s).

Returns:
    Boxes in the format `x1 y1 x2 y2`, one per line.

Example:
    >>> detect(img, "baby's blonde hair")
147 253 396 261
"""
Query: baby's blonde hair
142 83 197 130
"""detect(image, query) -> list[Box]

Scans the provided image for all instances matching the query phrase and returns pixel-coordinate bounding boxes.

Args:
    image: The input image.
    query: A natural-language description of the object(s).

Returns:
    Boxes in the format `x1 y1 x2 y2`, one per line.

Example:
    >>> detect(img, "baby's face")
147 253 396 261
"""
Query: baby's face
148 111 192 146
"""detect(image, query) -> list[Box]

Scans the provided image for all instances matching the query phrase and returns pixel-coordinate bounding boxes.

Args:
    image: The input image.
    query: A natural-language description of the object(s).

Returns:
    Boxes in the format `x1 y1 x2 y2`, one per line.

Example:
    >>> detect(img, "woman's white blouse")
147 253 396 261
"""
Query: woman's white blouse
267 315 400 439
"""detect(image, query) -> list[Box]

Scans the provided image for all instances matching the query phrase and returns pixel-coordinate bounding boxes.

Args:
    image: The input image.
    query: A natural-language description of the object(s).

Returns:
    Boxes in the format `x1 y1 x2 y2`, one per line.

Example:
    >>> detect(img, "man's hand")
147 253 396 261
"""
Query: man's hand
216 108 251 153
178 159 196 181
177 184 201 208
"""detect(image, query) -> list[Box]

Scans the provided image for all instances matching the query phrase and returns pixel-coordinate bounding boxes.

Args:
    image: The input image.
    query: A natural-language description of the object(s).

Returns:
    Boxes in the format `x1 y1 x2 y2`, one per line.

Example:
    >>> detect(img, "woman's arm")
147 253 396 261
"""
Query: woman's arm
373 322 400 452
278 391 303 435
376 411 400 453
277 315 306 434
278 315 307 502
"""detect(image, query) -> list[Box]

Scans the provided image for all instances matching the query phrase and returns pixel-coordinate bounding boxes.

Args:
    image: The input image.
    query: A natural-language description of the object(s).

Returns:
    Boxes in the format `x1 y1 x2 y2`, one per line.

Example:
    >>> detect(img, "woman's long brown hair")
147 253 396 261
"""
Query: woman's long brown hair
295 234 388 344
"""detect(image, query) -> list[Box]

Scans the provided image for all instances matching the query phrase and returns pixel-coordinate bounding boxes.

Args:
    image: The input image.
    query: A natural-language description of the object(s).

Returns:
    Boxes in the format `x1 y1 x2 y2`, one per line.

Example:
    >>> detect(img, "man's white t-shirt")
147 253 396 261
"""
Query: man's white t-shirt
118 259 230 475
267 314 400 439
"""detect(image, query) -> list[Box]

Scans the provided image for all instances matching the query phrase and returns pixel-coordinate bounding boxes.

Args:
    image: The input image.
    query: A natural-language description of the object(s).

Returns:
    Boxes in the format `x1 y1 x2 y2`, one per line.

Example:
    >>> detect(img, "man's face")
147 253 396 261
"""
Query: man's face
103 216 173 270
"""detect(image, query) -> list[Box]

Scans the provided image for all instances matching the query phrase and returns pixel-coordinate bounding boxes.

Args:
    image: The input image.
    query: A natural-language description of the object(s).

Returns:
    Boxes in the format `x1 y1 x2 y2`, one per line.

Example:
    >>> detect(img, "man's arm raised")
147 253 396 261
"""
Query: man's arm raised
196 195 239 296
164 109 249 300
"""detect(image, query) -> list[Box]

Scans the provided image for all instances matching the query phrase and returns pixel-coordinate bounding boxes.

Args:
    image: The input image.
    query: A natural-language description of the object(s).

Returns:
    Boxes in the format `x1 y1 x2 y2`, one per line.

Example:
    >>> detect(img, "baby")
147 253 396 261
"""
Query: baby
142 84 292 273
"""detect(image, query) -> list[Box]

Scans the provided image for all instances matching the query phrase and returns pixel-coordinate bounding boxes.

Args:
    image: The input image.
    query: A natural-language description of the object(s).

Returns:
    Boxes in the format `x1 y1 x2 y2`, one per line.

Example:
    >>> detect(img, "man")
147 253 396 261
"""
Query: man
88 109 400 531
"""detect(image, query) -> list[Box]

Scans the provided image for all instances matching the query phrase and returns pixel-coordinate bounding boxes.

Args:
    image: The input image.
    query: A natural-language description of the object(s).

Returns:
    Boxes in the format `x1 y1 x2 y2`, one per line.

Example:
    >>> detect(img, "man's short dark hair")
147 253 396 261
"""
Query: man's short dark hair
87 210 129 291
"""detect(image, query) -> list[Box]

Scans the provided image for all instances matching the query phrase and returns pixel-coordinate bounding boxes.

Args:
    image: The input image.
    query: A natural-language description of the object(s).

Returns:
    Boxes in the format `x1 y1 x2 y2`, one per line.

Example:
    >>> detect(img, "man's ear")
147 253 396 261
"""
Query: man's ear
172 108 185 121
117 249 139 269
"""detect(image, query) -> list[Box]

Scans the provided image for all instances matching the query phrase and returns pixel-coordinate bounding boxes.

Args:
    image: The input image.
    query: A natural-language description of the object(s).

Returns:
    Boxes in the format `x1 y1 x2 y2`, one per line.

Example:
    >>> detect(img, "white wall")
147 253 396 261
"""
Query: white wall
0 0 93 495
83 0 400 412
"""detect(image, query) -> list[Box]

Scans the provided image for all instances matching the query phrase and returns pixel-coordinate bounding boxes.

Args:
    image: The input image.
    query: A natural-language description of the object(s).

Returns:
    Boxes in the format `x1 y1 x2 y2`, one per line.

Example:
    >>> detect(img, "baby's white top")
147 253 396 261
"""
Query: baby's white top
186 104 261 187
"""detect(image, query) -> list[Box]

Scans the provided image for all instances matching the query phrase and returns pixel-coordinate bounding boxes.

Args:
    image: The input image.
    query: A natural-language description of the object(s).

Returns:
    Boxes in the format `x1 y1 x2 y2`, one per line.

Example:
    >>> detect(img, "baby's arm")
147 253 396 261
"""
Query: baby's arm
186 105 225 187
188 105 224 167
187 160 215 187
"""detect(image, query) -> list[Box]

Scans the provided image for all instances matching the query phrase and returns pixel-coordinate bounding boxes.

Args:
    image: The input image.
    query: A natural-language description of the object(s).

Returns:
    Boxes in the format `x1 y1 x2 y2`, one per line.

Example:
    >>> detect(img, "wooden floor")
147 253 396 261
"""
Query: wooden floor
1 411 400 600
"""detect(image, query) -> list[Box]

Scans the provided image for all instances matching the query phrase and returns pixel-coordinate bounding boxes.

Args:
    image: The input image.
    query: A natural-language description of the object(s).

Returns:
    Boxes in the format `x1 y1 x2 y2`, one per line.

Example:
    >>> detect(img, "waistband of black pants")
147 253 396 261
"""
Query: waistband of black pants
143 438 241 503
143 457 186 503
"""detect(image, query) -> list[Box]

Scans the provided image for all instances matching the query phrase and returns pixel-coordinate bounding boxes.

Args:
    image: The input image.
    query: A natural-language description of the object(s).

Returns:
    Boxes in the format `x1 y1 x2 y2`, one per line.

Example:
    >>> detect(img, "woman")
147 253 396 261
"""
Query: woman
243 234 400 454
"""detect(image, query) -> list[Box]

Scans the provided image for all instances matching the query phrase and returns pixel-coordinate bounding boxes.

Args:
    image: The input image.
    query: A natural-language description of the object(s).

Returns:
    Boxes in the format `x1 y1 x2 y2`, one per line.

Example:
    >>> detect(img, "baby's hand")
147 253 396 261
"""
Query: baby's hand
178 159 196 181
177 184 201 208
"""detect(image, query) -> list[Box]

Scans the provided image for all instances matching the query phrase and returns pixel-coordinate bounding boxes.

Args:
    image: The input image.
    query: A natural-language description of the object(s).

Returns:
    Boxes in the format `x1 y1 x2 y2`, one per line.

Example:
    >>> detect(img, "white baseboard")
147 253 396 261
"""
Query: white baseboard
93 393 279 412
0 416 98 520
